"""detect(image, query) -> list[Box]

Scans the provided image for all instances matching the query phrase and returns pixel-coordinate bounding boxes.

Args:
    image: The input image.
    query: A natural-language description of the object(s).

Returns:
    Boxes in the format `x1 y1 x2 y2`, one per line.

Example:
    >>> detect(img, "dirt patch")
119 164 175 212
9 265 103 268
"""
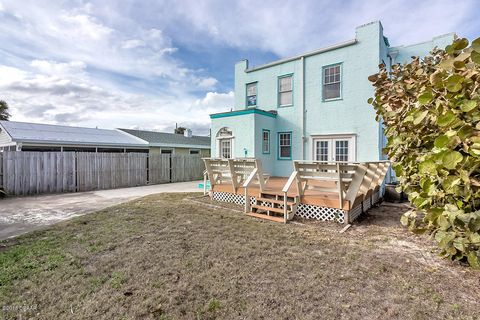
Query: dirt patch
0 193 479 320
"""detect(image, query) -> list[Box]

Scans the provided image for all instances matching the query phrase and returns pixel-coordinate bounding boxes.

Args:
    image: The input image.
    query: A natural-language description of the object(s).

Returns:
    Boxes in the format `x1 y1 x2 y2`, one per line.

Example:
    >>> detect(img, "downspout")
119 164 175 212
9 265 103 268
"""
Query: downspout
301 56 306 160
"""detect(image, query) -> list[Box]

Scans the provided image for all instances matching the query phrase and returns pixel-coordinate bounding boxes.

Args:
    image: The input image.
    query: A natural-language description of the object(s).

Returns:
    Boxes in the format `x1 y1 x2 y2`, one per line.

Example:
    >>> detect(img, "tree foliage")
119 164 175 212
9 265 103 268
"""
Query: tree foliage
368 37 480 268
0 100 11 121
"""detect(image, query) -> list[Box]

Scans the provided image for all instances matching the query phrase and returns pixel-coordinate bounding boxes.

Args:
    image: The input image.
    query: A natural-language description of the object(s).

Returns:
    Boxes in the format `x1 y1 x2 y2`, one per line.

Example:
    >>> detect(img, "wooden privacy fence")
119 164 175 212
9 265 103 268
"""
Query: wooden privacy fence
0 151 204 196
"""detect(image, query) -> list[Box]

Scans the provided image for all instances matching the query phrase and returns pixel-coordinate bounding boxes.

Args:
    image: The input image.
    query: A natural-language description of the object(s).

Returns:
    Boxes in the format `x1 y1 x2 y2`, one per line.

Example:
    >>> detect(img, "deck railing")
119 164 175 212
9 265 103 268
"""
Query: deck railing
203 158 268 194
292 160 390 221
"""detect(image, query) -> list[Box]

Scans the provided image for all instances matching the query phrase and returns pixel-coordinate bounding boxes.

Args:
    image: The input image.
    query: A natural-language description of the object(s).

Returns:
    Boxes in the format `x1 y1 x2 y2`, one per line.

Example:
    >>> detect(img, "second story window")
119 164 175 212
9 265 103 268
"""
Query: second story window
246 82 257 107
323 64 341 100
278 75 293 107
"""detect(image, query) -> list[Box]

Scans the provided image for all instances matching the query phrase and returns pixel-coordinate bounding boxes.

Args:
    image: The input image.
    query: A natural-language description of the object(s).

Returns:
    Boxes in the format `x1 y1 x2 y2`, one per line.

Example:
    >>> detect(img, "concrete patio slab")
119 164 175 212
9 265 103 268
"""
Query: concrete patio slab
0 181 202 240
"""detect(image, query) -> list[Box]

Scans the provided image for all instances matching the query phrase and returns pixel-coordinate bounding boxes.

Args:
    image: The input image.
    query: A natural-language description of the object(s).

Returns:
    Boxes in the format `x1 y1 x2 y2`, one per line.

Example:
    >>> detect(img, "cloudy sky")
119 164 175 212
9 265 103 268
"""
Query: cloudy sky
0 0 478 135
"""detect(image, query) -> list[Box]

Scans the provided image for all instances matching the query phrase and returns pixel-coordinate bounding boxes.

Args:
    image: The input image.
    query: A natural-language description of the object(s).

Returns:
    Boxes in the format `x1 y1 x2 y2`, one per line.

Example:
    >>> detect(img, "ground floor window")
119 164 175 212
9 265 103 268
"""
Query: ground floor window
312 135 355 162
278 132 292 159
262 130 270 154
220 139 231 158
161 149 173 154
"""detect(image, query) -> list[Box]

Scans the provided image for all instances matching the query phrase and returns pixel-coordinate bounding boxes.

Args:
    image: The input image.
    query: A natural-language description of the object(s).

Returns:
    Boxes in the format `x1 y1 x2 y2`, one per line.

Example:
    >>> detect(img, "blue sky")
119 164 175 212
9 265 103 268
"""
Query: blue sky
0 0 479 134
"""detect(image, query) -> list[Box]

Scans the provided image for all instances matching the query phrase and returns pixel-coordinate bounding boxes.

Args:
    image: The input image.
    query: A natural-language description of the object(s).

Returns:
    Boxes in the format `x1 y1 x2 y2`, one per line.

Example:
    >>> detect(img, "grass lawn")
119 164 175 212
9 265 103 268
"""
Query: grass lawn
1 193 479 319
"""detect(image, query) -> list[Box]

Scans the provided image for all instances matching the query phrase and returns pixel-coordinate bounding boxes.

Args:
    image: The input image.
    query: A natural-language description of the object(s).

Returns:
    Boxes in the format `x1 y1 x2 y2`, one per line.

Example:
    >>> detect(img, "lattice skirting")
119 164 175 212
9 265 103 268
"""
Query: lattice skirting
211 190 383 224
296 204 345 224
212 192 256 205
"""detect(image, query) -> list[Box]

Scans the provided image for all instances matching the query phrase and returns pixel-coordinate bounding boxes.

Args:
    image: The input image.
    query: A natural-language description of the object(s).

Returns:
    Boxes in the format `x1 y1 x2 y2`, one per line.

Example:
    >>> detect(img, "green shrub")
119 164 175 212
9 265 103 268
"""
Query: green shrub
368 37 480 268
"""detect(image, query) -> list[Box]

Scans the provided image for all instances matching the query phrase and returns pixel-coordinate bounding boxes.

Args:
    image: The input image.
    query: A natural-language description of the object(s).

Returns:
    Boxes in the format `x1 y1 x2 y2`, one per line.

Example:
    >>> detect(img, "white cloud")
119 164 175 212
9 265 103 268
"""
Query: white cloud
30 60 86 75
194 91 234 111
121 39 145 49
0 63 228 135
197 77 218 89
164 0 477 56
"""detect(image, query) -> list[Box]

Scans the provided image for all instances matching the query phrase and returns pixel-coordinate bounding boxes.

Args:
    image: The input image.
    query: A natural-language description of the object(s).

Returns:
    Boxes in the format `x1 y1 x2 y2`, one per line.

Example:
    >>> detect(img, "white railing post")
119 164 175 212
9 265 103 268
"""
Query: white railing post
282 171 298 223
336 162 343 210
242 168 258 213
203 170 208 195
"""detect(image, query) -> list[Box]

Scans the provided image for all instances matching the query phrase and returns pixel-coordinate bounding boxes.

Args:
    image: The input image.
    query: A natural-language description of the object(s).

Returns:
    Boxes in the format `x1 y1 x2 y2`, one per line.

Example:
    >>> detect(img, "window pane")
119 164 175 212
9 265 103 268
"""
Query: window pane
335 140 349 162
279 133 291 158
247 95 257 106
262 131 269 153
221 140 231 158
279 91 292 106
246 83 257 107
323 83 340 100
280 146 291 158
279 76 292 92
246 83 256 95
316 141 329 161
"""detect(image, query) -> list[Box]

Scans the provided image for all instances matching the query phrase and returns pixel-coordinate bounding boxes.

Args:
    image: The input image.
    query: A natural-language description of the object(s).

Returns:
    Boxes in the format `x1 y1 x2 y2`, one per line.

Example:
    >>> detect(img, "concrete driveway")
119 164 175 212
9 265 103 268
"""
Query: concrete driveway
0 181 203 240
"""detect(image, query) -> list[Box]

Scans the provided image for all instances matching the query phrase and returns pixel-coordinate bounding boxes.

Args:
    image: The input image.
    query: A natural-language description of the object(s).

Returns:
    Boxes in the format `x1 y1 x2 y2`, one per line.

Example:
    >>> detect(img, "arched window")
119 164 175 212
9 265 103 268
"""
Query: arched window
216 127 233 158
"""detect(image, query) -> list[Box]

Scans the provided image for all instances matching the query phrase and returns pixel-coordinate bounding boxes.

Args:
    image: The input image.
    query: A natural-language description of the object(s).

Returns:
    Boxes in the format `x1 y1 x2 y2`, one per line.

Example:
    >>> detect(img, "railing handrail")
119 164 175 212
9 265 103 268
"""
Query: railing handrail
294 160 390 164
282 171 298 193
242 168 258 188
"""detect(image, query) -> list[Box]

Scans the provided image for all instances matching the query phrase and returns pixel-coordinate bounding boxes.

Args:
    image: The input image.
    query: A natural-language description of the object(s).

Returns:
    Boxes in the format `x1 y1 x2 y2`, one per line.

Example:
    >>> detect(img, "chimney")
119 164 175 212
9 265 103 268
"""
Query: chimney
184 128 192 138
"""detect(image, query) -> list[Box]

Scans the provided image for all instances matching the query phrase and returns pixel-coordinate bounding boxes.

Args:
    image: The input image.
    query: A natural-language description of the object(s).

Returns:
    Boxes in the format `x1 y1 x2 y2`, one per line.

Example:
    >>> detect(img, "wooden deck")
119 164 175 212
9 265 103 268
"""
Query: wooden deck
212 177 353 210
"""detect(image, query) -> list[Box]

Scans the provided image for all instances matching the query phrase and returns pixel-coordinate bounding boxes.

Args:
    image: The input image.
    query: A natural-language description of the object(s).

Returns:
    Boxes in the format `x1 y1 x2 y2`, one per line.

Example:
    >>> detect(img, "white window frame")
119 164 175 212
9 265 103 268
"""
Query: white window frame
219 139 232 158
262 130 270 154
246 82 257 108
311 134 356 162
322 64 342 101
278 74 293 107
278 132 292 160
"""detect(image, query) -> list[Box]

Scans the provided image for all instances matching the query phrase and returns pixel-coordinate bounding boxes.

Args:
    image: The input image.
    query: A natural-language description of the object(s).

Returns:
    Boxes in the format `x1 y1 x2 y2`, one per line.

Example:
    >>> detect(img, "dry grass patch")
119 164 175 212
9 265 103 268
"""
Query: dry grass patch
0 193 479 319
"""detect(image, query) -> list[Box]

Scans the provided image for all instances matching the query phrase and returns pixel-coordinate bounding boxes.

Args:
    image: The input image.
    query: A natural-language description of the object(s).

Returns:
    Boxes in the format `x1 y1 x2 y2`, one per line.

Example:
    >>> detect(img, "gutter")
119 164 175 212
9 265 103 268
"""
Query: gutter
301 56 306 160
246 39 357 72
11 139 149 148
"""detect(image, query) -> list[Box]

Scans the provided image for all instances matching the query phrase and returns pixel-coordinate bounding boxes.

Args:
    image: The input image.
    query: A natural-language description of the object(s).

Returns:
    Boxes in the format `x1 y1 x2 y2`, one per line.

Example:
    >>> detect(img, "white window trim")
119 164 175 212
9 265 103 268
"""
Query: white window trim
323 64 342 101
310 134 356 162
278 75 293 107
246 82 258 108
216 136 235 158
262 130 270 154
278 132 292 160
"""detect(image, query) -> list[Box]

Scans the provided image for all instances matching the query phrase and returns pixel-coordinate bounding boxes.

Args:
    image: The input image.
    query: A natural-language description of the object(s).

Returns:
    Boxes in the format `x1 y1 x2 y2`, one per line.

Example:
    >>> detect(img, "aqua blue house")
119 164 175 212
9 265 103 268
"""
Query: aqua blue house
210 21 454 177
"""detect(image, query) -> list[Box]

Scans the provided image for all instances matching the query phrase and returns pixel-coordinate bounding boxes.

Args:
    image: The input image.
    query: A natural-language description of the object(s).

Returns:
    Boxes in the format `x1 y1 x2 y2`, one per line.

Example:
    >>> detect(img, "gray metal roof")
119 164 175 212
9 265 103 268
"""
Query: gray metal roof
119 128 211 148
0 121 148 147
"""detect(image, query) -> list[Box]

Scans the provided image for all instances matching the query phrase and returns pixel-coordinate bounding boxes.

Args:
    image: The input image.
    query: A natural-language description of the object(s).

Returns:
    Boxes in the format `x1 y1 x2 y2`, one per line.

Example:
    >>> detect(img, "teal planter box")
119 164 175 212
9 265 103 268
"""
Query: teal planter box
198 181 211 190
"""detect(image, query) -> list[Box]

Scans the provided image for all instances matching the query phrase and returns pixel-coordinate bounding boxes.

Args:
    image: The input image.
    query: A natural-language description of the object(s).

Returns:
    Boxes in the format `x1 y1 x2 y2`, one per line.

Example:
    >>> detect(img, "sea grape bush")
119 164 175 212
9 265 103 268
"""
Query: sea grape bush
368 37 480 268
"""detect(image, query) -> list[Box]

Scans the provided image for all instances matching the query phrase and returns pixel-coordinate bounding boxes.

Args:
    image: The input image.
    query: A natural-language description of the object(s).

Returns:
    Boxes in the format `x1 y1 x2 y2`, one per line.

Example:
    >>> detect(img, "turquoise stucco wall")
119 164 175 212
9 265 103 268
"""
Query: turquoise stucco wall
303 22 382 164
389 33 455 65
213 21 456 177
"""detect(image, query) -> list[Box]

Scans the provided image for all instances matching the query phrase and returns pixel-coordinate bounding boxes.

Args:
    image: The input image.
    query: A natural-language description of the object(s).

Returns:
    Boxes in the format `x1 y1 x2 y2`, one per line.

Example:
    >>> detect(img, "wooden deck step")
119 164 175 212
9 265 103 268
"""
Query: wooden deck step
256 197 295 206
261 190 296 197
246 212 285 223
251 204 285 214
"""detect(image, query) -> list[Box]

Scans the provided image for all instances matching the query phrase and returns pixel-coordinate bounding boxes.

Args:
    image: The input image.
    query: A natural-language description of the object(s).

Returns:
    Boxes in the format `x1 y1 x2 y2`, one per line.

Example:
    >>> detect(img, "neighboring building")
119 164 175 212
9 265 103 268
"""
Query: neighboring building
0 121 149 152
209 21 454 176
119 128 211 157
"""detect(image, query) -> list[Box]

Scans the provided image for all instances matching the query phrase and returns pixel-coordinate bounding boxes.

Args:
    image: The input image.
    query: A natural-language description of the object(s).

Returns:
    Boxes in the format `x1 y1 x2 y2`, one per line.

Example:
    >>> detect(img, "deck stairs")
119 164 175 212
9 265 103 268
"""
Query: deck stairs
246 191 298 223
